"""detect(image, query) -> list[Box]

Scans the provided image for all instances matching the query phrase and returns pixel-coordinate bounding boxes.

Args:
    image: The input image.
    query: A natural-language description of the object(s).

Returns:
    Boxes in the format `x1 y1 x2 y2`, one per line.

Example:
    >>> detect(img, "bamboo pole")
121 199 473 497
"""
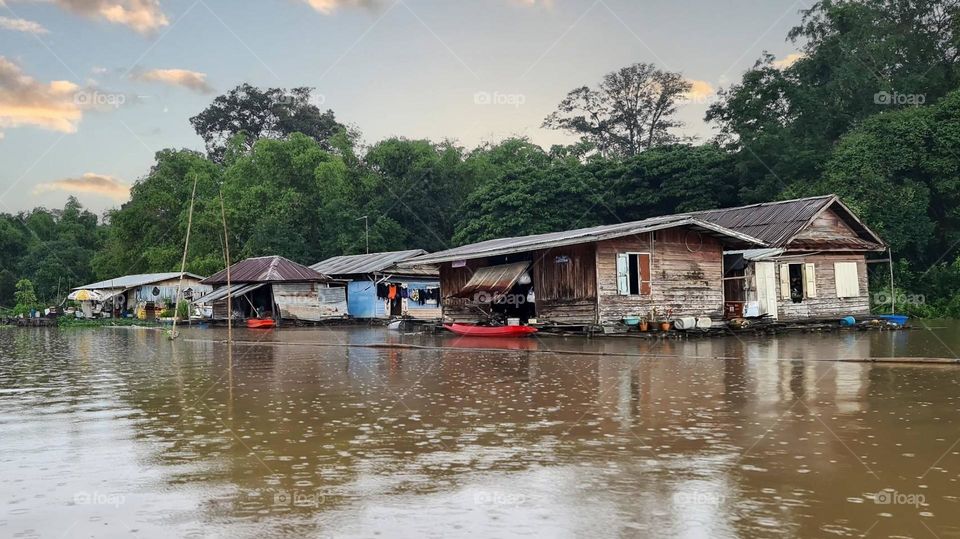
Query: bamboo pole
220 189 232 343
887 247 896 315
170 173 199 340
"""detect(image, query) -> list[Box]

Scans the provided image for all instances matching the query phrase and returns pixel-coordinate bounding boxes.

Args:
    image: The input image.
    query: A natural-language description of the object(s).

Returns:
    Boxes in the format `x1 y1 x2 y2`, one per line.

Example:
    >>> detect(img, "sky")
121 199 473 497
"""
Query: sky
0 0 807 215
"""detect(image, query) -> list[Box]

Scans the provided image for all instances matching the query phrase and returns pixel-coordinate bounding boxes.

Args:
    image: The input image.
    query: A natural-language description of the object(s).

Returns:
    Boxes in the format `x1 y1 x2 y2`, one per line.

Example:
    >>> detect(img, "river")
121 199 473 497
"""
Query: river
1 323 959 538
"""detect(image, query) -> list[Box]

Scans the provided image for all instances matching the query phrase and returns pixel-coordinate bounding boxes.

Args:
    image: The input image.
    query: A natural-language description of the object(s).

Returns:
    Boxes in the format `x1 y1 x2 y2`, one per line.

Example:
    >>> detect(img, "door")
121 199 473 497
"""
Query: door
754 262 779 319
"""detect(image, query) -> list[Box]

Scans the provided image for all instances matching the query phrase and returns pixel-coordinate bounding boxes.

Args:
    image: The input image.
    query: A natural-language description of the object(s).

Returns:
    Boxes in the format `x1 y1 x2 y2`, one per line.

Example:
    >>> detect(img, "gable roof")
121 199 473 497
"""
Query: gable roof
202 256 328 285
310 249 430 276
400 215 765 266
73 272 205 291
692 194 885 249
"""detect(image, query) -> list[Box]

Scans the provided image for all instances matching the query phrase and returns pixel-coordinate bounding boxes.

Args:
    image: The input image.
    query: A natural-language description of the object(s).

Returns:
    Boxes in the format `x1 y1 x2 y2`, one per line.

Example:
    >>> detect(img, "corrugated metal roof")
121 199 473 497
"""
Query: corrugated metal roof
192 283 265 304
310 249 429 276
401 215 764 266
73 272 205 291
453 262 531 299
202 256 328 285
690 195 836 246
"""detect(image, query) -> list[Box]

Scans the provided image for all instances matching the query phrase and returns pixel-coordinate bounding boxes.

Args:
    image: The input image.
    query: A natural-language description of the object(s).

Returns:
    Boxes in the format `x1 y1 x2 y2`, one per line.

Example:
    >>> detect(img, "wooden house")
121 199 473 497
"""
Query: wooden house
310 250 441 320
693 195 886 320
197 256 347 321
398 216 765 327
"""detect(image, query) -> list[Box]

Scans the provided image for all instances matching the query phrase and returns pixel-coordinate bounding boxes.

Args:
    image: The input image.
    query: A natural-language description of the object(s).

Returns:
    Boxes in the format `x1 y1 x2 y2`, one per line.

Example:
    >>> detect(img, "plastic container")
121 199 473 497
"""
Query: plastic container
507 317 521 326
673 317 697 330
695 317 712 329
840 316 856 327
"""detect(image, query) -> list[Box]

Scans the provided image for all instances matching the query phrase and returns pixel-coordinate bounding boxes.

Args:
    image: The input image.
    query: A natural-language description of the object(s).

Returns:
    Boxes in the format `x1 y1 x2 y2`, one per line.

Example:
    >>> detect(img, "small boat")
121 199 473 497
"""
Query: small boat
443 323 538 337
246 318 275 329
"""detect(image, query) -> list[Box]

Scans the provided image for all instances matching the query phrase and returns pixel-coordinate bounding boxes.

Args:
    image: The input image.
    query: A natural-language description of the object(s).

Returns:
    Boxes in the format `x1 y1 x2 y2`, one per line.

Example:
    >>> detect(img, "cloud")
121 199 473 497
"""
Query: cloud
33 173 130 201
772 52 805 70
301 0 381 14
134 68 213 93
683 79 715 102
0 16 49 34
0 56 83 134
50 0 168 34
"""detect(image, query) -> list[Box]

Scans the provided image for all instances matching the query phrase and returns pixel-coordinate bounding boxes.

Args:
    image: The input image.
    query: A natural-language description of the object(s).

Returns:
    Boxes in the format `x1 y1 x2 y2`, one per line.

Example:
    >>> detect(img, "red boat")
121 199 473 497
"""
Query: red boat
246 318 276 329
443 323 538 337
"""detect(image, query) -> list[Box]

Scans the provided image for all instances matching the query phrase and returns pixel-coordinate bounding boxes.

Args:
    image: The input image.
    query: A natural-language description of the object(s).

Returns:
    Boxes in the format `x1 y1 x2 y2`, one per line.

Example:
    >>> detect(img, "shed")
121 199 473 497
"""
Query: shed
310 250 440 320
198 256 347 322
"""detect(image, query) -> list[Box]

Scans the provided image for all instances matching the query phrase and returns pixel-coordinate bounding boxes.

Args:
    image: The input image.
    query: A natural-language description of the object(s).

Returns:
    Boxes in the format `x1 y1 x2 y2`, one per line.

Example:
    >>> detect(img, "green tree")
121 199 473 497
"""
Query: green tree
544 63 692 157
189 84 347 162
13 278 38 315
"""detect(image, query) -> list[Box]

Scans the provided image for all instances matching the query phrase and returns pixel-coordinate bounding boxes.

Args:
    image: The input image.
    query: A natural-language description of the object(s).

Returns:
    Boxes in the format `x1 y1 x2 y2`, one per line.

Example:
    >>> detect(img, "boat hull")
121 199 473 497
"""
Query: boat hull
443 323 537 337
246 319 276 329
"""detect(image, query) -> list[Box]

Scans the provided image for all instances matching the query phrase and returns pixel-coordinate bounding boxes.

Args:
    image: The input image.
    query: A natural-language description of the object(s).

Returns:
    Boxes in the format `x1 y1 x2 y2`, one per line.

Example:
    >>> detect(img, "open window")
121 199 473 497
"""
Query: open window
779 263 818 303
616 253 651 296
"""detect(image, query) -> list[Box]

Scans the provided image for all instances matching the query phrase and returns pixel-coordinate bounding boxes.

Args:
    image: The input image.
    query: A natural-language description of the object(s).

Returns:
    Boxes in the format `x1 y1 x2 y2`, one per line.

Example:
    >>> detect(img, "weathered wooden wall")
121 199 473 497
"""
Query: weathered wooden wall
596 229 726 324
792 207 858 243
776 254 869 319
531 245 598 325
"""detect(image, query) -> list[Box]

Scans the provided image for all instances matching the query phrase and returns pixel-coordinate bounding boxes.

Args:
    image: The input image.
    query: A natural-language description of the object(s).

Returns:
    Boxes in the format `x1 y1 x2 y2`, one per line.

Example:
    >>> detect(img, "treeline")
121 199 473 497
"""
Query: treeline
5 0 960 317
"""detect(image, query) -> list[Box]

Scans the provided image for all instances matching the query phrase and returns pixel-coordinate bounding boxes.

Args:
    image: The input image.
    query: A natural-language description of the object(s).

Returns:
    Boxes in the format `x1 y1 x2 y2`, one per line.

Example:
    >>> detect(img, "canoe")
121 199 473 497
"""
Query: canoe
444 323 538 337
246 318 275 329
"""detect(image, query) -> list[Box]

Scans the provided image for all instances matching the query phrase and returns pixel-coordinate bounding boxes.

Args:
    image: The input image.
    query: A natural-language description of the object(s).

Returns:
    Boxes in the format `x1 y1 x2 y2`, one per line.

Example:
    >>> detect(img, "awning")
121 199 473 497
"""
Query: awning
67 288 123 302
193 283 265 304
453 261 531 299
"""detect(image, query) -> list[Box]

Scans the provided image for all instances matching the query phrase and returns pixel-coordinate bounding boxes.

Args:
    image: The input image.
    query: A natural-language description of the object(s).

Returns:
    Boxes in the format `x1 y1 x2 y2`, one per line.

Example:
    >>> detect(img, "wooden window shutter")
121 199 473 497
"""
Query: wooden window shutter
639 253 651 295
834 262 860 298
804 263 817 298
616 253 629 295
779 264 791 300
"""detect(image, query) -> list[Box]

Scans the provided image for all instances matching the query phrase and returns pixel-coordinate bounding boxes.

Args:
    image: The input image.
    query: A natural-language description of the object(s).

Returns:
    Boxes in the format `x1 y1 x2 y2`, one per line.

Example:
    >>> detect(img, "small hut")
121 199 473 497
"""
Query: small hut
198 256 347 321
310 250 440 320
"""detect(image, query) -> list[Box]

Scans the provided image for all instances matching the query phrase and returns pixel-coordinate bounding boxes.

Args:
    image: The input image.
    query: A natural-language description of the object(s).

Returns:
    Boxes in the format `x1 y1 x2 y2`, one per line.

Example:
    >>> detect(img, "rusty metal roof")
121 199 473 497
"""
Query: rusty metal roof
453 262 531 299
691 195 835 246
202 256 328 285
401 215 765 266
691 195 885 249
310 249 434 277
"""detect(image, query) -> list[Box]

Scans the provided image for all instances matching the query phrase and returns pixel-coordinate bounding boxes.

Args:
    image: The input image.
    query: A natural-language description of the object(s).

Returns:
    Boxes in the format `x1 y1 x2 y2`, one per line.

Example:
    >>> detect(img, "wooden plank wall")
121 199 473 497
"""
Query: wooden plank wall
792 207 859 242
595 230 726 324
772 254 870 319
531 244 598 325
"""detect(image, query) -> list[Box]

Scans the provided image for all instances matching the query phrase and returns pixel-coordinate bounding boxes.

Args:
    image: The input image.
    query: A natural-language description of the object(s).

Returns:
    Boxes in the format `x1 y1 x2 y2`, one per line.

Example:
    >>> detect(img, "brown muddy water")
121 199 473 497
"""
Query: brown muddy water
1 323 960 538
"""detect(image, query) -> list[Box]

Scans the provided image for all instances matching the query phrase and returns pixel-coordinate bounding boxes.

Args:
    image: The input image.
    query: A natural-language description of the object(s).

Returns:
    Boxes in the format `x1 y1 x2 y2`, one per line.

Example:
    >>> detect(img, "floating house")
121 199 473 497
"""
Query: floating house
399 216 765 327
68 272 211 318
198 256 347 321
399 195 886 327
310 250 441 320
693 195 886 320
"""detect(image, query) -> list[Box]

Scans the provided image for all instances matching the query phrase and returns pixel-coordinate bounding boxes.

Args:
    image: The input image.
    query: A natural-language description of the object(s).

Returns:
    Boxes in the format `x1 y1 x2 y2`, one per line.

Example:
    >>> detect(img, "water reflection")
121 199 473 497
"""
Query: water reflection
0 324 958 538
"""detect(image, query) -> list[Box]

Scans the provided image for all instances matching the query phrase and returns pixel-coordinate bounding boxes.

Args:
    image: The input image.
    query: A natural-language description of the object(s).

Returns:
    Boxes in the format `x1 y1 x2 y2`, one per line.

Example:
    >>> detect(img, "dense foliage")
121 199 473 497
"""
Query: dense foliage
6 0 960 317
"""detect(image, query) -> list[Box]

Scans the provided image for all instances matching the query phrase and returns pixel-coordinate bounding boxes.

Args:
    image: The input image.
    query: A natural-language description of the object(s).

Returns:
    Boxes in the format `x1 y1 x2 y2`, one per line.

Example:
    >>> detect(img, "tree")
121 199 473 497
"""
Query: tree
189 84 347 162
707 0 960 201
544 63 692 157
13 278 38 315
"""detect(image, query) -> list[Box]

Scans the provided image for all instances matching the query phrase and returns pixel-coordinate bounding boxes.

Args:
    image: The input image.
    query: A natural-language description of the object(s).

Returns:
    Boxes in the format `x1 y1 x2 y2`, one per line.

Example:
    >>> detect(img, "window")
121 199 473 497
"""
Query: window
779 263 818 303
835 262 860 298
616 253 651 296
